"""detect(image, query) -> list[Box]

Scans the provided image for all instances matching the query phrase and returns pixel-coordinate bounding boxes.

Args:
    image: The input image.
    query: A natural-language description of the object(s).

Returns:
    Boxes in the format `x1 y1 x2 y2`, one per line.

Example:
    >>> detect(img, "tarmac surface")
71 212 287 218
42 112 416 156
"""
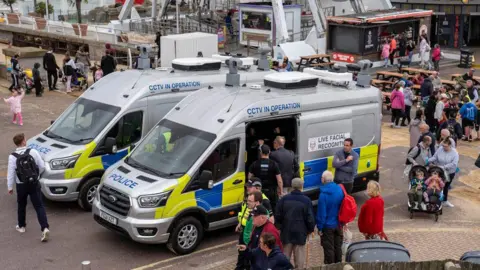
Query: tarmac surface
0 58 480 270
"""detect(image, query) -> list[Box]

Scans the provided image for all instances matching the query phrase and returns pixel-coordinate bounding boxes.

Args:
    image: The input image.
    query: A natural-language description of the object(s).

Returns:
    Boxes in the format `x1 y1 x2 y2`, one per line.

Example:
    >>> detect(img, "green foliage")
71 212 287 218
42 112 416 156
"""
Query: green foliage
35 2 54 17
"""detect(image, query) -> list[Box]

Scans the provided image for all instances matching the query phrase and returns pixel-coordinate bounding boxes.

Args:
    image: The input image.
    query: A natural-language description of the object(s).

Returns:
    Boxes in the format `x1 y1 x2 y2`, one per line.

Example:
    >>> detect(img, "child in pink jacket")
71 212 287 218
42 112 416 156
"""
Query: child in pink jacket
390 84 405 128
3 88 25 126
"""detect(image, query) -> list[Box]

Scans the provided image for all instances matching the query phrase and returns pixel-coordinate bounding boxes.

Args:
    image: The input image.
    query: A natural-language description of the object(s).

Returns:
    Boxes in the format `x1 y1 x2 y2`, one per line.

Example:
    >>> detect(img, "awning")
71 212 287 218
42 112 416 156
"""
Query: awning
328 9 433 25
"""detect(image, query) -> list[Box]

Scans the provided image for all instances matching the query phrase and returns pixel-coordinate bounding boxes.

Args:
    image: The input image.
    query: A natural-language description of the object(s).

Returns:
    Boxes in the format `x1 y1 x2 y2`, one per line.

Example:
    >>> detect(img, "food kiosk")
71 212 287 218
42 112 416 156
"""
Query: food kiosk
326 9 433 63
238 2 302 47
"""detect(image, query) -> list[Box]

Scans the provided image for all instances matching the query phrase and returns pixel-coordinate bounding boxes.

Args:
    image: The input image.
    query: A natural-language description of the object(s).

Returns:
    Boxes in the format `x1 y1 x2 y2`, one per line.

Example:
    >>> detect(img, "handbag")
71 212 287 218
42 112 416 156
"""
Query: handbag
475 155 480 168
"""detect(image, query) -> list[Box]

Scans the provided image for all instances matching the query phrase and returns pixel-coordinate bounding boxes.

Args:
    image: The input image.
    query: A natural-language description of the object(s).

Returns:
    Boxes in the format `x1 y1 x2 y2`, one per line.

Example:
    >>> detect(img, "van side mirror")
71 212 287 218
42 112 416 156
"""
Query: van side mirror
198 170 214 190
105 137 118 154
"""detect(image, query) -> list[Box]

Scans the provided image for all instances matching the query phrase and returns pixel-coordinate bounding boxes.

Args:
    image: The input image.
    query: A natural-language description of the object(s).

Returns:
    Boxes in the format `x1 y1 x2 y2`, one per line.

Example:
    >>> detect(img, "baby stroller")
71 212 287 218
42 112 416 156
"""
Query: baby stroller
407 165 446 222
62 62 87 90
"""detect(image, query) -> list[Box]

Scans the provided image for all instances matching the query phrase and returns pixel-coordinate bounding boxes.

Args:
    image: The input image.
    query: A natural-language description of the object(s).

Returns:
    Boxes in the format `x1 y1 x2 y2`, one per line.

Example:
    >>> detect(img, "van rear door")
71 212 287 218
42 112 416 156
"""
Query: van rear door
296 109 353 199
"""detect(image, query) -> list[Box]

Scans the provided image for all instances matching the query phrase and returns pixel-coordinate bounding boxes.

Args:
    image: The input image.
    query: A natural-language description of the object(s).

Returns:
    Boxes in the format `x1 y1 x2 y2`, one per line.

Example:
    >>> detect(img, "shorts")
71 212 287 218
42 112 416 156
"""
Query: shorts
462 118 475 127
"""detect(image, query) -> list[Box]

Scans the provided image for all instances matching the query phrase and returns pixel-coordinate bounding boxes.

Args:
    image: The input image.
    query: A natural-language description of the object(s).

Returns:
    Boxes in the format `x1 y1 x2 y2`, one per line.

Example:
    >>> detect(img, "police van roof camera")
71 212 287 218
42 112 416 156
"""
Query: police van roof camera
26 57 274 211
93 71 382 255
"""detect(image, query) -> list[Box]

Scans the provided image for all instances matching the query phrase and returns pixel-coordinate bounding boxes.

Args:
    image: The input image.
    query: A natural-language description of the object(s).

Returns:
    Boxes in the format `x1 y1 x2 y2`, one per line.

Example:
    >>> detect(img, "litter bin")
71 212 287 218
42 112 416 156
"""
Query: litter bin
459 48 473 68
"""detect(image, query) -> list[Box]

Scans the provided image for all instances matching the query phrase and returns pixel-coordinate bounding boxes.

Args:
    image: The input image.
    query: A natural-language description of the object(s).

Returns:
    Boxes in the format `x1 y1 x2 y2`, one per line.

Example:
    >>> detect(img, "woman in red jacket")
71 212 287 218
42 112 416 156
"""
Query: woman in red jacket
431 44 441 72
358 181 386 240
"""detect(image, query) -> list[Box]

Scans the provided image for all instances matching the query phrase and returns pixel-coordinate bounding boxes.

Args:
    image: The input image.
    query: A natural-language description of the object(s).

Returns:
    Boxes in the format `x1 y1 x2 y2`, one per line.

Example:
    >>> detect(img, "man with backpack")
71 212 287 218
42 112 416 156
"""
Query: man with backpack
7 133 50 242
316 171 344 264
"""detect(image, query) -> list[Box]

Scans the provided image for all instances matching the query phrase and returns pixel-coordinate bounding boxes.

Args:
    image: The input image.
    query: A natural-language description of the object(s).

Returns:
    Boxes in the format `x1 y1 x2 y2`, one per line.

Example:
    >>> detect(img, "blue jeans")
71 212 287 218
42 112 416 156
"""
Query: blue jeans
408 51 414 63
16 183 49 231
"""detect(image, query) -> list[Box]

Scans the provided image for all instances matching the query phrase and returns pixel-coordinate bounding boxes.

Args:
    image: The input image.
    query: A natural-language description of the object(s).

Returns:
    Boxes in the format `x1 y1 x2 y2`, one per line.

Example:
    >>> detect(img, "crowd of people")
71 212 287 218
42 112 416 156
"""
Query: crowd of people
235 136 385 269
381 32 442 71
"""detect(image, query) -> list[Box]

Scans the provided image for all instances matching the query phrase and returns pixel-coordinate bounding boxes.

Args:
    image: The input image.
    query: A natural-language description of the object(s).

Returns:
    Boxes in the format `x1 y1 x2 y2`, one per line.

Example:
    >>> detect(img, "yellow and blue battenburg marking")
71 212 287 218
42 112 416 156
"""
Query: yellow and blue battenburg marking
64 142 131 180
301 144 379 189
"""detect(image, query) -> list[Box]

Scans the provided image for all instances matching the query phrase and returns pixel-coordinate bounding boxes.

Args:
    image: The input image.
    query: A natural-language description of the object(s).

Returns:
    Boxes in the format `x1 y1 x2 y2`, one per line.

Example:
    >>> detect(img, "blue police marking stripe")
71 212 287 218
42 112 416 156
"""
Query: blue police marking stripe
195 183 223 211
27 143 52 155
101 149 129 169
304 158 327 189
303 147 361 189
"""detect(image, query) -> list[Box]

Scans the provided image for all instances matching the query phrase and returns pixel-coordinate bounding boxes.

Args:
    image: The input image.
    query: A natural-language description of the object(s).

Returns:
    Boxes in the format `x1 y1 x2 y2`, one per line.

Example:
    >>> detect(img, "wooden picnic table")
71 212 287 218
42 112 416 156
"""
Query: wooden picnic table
376 71 413 81
440 79 457 90
401 67 437 77
297 54 332 71
371 79 395 89
450 73 480 85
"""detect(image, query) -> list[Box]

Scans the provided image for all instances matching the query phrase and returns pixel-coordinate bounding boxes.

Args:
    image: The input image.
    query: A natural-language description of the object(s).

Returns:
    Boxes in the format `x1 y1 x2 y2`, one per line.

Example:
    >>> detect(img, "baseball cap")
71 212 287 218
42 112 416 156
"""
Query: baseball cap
260 144 270 155
246 179 262 187
252 205 269 216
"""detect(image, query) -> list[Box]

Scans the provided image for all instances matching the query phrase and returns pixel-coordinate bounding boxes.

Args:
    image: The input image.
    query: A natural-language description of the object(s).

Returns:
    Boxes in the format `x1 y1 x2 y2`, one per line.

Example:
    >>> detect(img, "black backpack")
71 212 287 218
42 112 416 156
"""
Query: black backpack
12 149 40 184
447 121 458 142
405 144 421 165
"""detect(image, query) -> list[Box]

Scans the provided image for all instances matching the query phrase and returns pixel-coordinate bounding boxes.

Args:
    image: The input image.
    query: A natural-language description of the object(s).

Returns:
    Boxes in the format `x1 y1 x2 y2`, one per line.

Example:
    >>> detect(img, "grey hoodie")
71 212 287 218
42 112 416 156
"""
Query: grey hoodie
409 119 425 148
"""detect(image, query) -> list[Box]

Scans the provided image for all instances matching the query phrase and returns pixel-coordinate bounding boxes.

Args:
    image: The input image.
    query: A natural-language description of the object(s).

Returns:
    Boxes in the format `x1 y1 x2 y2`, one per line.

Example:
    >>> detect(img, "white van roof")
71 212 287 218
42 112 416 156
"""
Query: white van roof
165 73 381 134
80 62 273 108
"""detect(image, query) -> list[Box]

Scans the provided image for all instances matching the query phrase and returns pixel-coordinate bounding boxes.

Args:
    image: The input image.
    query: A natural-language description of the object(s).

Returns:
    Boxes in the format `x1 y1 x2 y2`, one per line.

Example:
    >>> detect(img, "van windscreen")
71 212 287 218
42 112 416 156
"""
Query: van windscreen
44 98 121 145
126 119 216 179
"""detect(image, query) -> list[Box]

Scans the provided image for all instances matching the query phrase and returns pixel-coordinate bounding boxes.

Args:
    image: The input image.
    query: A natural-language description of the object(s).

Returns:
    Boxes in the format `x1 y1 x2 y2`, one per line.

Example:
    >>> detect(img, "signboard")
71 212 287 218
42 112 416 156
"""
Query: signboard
363 27 378 53
218 26 225 49
308 133 351 152
332 52 355 63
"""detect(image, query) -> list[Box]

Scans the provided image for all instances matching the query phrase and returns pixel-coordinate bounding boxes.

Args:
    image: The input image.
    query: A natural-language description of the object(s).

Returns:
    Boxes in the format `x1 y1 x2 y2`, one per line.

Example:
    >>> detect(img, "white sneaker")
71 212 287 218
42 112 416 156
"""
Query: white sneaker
444 201 454 208
41 228 50 242
15 225 25 233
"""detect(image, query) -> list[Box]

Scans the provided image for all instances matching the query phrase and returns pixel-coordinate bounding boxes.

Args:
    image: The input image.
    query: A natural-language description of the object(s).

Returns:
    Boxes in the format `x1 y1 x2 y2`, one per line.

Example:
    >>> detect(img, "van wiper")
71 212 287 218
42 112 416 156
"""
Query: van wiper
44 131 71 142
70 137 94 143
125 157 161 177
168 172 185 176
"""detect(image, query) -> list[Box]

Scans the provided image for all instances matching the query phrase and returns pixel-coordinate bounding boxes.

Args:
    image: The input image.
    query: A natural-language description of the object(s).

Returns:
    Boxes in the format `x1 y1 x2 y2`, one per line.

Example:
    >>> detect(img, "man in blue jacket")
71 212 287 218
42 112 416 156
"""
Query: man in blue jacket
332 138 359 194
316 171 344 265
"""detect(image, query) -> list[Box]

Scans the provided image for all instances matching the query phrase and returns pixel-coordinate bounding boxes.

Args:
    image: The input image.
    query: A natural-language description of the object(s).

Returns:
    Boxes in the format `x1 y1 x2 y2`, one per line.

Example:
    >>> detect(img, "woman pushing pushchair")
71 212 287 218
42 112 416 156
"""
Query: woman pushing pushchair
406 137 459 221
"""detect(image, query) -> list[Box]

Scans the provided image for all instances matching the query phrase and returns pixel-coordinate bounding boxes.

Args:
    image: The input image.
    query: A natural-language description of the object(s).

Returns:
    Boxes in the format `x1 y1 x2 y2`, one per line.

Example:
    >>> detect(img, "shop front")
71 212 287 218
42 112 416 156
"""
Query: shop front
327 9 432 63
393 2 480 48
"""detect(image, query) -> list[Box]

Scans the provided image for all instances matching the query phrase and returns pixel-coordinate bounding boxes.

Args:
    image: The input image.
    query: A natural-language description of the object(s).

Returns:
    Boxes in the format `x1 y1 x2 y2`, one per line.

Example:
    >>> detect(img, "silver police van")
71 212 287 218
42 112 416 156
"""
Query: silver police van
93 70 382 254
26 57 273 210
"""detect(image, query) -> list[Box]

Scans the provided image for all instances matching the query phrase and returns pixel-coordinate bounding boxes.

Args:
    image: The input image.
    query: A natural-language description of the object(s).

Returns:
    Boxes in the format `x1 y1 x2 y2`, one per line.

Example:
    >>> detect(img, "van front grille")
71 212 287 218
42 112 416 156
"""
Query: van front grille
99 185 131 216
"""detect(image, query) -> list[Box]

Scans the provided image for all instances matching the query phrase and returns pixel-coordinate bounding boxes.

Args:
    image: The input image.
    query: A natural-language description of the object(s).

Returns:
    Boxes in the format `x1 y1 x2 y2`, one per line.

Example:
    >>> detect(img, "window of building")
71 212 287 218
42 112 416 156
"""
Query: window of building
242 11 272 30
199 139 240 183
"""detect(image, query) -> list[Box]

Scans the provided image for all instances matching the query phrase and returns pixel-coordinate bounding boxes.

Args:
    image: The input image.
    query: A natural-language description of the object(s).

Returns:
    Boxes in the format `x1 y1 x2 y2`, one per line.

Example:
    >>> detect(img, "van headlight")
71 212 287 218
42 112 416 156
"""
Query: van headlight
138 191 172 208
50 155 80 170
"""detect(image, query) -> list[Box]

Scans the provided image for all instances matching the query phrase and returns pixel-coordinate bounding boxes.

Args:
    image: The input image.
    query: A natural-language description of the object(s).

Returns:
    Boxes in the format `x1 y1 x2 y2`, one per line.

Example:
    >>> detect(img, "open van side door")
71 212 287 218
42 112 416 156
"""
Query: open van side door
296 109 353 198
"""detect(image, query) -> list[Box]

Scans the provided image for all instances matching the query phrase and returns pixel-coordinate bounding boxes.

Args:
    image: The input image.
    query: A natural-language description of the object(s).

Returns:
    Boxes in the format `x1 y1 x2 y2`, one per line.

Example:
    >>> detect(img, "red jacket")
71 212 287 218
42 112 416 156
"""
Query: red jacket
432 48 441 61
255 221 283 251
358 196 384 235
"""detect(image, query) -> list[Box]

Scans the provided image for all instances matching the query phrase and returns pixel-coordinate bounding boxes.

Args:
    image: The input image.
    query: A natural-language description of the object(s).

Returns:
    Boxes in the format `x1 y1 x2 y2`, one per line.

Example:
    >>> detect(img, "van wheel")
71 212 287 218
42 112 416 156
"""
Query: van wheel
78 177 100 211
167 217 204 255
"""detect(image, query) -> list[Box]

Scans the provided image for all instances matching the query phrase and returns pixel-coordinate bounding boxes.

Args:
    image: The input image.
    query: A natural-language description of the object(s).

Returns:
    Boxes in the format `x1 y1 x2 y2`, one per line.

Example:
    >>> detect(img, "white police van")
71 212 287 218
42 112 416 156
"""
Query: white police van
26 57 273 211
93 71 382 254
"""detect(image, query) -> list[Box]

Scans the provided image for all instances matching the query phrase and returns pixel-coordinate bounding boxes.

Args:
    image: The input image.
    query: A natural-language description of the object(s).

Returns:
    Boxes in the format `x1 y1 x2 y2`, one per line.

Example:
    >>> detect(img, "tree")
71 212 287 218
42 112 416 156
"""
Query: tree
67 0 88 24
2 0 16 13
35 2 54 17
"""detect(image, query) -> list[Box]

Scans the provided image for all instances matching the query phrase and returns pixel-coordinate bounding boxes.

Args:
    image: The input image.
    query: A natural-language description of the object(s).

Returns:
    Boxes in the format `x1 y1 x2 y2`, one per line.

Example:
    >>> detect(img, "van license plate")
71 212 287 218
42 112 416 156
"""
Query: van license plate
100 211 117 225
